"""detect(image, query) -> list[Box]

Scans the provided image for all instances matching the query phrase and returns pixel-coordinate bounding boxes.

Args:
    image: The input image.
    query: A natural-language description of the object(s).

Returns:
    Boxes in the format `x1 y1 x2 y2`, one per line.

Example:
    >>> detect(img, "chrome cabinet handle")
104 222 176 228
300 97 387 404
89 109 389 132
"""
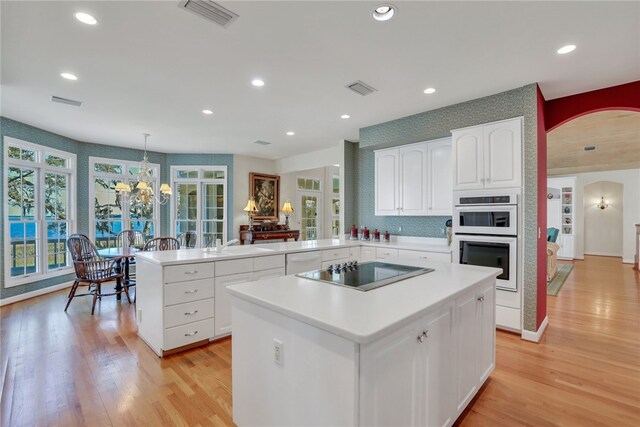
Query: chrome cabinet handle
184 331 198 337
184 310 199 316
184 270 198 275
184 289 198 294
477 295 485 302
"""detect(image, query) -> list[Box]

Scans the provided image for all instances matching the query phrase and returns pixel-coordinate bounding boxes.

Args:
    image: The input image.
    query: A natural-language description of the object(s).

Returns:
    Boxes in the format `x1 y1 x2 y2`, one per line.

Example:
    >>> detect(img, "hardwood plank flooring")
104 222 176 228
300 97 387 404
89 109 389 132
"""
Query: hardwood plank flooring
1 255 638 426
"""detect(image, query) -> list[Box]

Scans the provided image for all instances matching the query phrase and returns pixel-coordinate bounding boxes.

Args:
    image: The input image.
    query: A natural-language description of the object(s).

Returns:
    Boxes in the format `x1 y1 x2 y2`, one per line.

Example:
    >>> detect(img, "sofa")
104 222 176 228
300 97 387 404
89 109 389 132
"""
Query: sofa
547 228 560 282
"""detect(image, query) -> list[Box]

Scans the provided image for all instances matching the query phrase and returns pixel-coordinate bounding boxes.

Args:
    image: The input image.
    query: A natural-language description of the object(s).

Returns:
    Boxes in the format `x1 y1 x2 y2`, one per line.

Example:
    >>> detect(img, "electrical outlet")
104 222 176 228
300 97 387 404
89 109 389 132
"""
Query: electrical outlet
398 226 402 233
273 339 283 365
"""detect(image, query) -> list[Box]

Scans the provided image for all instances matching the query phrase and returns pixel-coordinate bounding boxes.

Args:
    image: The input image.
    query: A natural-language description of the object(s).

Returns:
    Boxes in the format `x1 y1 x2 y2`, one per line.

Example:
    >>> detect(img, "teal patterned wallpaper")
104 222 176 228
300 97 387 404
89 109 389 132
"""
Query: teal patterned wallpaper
351 84 540 332
1 117 234 300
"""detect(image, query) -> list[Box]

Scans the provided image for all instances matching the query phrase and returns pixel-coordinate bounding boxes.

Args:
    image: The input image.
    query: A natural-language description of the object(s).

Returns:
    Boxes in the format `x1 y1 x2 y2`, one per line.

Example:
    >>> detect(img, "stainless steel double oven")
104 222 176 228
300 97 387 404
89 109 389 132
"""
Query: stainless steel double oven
453 191 519 292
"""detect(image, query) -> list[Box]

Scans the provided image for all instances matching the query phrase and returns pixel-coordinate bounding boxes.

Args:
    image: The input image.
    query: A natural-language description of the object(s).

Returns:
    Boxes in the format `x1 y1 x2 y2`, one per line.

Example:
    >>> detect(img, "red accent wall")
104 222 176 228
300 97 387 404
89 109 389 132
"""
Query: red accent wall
545 80 640 131
536 85 547 330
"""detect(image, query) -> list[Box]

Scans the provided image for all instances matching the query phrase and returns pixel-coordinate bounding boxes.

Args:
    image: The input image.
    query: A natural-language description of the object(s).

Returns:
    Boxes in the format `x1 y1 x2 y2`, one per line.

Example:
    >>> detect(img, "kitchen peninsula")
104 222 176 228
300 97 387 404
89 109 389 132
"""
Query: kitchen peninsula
228 260 499 426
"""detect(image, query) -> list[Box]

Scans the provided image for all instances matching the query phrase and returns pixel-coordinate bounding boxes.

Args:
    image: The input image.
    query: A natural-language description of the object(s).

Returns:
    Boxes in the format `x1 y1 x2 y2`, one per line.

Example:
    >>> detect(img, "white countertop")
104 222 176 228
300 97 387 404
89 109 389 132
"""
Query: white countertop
227 260 500 344
135 238 452 266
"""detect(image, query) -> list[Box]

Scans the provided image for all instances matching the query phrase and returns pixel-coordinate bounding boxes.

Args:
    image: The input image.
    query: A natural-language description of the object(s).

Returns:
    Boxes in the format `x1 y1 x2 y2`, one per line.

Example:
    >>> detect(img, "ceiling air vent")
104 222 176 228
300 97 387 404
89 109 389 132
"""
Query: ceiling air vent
584 145 597 151
346 80 377 96
178 0 239 28
51 96 83 107
253 140 271 146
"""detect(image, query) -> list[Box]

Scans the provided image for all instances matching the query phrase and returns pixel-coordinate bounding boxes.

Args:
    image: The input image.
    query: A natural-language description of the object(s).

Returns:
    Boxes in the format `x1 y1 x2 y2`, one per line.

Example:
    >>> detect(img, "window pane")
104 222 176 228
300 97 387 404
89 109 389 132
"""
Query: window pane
94 179 122 219
297 178 305 190
176 170 198 179
94 221 122 248
45 154 67 168
9 222 38 277
332 198 340 215
94 162 122 174
21 148 37 162
333 177 340 194
130 220 154 240
203 183 224 220
313 180 320 191
45 173 68 220
8 146 21 159
332 220 340 237
176 184 197 220
8 167 37 219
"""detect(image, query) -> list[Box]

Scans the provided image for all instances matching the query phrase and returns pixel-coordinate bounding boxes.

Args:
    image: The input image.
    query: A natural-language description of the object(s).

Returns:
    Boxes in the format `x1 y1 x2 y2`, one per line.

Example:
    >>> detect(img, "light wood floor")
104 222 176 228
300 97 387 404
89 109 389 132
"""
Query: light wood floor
1 256 638 426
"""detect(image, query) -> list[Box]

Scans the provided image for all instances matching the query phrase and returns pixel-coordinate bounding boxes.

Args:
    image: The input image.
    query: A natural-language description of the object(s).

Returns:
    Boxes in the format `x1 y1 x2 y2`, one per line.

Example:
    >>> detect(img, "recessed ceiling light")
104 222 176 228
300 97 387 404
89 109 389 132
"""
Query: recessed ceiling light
423 87 436 94
557 44 576 54
60 72 78 81
341 114 351 119
252 79 265 87
373 4 396 21
74 12 97 25
286 131 295 136
202 109 213 115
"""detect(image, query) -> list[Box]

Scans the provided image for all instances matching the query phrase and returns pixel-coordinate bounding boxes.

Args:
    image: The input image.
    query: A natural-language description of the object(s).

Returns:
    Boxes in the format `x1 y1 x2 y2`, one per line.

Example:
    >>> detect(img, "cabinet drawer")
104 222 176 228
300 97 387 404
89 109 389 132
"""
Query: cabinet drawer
164 298 215 329
360 247 376 261
253 267 285 281
375 248 399 259
254 254 285 271
216 258 254 277
164 278 214 306
322 248 350 261
164 318 215 350
164 262 215 284
397 250 451 263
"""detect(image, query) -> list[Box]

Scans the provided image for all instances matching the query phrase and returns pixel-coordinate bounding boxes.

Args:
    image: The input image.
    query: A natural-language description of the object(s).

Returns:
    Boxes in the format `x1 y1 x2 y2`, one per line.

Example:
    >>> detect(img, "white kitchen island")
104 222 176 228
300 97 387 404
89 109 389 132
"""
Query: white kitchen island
228 260 500 427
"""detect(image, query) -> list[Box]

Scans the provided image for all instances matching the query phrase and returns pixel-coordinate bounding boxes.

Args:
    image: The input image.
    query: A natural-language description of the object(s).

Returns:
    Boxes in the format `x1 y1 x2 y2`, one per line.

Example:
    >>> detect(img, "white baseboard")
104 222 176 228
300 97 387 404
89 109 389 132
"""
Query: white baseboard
521 316 548 343
0 281 73 307
584 251 622 257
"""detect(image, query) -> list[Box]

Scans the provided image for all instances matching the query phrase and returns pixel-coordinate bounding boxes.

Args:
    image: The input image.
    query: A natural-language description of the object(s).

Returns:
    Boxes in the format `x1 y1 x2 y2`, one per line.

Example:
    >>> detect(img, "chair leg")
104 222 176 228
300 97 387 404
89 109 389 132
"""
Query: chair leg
122 283 132 304
91 283 101 315
91 292 98 315
64 281 79 312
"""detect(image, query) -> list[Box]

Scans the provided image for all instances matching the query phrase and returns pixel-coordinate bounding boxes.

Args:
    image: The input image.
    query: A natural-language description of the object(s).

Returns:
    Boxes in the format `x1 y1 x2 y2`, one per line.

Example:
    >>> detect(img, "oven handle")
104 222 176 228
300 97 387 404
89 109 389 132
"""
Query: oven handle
454 205 517 211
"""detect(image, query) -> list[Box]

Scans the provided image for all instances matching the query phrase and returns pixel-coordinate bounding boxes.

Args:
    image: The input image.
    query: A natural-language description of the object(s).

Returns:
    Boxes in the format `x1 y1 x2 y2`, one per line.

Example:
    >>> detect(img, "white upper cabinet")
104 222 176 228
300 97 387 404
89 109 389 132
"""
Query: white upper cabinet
452 117 522 190
375 138 451 216
427 139 453 215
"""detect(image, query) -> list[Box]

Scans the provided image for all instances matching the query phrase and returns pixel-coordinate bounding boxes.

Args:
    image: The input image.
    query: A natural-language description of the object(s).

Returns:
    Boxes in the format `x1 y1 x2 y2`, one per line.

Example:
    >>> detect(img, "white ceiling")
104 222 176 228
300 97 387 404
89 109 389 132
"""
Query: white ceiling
1 1 638 159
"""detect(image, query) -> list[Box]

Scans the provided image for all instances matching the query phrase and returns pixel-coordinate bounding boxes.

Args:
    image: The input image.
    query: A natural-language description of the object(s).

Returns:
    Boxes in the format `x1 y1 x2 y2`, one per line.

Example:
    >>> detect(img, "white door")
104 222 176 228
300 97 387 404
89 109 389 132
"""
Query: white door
423 308 454 427
374 149 399 215
483 118 522 189
360 318 423 427
298 191 321 240
398 144 428 215
452 126 484 190
214 272 253 336
427 139 453 215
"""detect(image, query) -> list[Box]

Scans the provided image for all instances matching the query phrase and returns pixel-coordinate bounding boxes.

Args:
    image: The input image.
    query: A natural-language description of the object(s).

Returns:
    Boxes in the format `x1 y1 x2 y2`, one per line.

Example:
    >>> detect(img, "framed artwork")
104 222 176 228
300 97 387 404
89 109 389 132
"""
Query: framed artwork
249 172 280 221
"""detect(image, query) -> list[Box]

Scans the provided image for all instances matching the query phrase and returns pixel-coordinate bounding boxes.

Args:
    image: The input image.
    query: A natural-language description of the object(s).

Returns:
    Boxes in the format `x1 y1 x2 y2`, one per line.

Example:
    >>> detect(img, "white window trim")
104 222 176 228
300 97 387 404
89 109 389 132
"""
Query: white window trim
331 174 340 238
170 165 228 246
4 136 77 287
88 156 161 244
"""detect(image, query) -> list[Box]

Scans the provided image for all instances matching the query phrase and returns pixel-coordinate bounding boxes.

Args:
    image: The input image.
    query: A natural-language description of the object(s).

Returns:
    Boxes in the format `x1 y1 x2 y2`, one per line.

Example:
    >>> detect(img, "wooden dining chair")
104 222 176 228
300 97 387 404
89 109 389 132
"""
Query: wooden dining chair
143 237 180 251
177 231 197 248
116 229 146 300
66 235 131 315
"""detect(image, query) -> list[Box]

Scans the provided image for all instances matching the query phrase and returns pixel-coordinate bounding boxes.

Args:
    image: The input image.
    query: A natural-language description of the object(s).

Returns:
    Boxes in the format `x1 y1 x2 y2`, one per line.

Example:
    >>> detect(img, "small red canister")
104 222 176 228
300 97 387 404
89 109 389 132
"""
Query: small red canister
373 229 380 241
362 227 370 241
383 230 390 242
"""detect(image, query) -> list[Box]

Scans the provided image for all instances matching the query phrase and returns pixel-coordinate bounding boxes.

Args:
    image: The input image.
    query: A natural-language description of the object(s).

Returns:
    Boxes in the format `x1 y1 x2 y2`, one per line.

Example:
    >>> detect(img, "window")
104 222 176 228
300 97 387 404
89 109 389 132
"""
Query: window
89 157 159 248
171 166 227 247
297 176 322 241
5 137 76 286
332 175 340 237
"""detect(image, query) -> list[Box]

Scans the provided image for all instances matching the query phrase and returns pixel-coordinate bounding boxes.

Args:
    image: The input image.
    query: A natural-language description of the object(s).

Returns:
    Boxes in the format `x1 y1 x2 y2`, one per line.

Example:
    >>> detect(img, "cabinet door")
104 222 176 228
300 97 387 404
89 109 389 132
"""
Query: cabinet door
558 235 574 260
427 139 453 216
452 126 484 190
360 247 376 261
214 272 253 337
360 318 424 427
399 144 429 216
483 118 522 189
455 289 480 413
252 268 285 281
423 306 454 427
375 149 399 215
349 246 361 262
478 281 495 384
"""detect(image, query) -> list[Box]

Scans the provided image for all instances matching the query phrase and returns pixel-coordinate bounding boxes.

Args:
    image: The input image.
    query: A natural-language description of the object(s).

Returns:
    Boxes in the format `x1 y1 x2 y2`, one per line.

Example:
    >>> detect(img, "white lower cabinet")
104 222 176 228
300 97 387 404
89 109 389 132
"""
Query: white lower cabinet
215 255 286 338
360 247 375 261
376 247 399 259
360 303 454 427
557 234 575 260
398 249 452 263
455 280 495 412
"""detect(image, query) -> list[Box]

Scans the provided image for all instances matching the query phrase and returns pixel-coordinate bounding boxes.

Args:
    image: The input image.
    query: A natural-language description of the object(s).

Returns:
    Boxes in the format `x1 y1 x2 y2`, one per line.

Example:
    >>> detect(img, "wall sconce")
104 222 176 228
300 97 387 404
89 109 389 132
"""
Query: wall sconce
281 201 294 230
596 196 609 210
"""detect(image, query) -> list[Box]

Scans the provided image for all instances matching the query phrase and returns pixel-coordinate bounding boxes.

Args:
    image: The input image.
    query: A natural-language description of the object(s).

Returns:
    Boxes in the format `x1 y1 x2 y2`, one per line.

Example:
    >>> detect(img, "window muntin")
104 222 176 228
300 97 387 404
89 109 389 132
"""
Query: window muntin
5 137 76 286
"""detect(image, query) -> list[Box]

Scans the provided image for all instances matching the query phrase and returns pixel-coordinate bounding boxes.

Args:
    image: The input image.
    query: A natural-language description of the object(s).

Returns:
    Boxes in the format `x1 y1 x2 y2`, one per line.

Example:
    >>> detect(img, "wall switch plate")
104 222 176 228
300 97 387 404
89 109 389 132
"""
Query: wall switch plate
273 339 283 365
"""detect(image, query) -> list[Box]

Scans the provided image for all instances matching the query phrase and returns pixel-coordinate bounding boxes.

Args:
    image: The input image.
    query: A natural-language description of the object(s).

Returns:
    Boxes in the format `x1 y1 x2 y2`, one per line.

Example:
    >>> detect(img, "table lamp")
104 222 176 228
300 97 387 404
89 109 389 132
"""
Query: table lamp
281 201 294 230
243 198 258 228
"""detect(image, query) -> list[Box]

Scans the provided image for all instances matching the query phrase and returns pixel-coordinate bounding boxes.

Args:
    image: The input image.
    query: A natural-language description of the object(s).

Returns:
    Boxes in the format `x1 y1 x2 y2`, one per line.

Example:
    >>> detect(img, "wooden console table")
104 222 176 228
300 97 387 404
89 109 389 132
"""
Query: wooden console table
240 229 300 245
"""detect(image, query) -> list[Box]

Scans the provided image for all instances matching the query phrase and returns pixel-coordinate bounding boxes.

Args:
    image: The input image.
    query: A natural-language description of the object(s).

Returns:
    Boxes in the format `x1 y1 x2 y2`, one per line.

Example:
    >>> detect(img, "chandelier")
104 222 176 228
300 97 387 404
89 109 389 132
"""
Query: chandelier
115 133 172 208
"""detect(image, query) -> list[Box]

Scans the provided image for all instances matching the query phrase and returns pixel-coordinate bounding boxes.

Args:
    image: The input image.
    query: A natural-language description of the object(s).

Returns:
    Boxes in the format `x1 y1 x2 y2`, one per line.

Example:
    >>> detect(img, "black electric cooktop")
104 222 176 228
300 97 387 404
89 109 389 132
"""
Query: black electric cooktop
296 261 434 292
